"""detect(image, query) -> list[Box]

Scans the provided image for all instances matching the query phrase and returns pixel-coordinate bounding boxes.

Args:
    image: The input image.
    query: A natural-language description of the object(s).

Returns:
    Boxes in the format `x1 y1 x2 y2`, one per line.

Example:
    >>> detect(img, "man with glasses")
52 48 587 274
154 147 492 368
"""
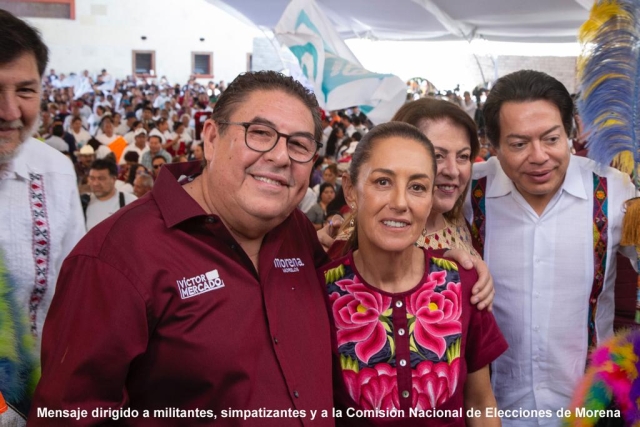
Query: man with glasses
31 71 334 426
151 155 167 179
32 70 494 426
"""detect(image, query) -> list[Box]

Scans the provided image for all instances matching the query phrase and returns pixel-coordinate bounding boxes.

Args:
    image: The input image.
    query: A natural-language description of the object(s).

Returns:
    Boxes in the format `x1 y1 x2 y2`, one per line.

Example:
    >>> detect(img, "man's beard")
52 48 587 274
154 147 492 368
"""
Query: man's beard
0 119 37 166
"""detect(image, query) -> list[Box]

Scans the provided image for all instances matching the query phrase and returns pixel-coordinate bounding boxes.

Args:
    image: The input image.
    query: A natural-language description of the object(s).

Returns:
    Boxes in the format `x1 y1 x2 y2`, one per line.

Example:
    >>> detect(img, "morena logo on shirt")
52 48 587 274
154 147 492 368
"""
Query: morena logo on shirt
273 258 305 273
176 269 225 299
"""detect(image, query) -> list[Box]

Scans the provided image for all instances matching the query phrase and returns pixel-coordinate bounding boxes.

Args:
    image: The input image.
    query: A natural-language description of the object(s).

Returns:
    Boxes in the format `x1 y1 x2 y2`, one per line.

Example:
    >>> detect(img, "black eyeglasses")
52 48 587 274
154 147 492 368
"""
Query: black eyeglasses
218 121 322 163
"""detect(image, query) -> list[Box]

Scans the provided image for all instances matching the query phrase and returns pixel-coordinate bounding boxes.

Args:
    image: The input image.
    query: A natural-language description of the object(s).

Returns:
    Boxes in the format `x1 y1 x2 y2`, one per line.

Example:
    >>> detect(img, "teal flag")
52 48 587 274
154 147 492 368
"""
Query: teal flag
275 0 406 124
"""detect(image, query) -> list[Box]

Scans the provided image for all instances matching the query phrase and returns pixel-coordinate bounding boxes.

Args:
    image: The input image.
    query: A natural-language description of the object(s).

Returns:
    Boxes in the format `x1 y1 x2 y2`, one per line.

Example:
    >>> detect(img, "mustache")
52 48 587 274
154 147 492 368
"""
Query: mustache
0 119 24 131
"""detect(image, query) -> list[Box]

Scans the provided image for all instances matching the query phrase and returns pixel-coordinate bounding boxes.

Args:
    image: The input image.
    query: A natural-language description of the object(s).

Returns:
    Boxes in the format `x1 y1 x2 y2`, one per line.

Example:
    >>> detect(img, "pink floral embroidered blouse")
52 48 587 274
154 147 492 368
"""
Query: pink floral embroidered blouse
318 248 507 426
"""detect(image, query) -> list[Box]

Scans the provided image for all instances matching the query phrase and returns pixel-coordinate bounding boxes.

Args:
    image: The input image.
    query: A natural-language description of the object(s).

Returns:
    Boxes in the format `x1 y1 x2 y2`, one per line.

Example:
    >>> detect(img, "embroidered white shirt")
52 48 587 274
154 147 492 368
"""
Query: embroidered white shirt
0 138 85 347
464 156 637 426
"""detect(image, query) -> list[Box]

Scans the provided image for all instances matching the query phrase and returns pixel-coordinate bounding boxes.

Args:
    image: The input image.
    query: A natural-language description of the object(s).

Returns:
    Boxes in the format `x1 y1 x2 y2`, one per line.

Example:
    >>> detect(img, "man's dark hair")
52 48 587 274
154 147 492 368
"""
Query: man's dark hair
52 124 64 137
123 151 139 163
149 135 162 145
483 70 573 148
211 70 322 141
0 10 49 76
90 159 118 177
152 155 167 163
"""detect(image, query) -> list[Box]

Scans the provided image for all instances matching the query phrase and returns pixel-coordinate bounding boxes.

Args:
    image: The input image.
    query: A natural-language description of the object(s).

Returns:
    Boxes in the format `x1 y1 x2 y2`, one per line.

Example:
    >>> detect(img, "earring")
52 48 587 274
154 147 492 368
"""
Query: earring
349 216 355 227
421 227 428 237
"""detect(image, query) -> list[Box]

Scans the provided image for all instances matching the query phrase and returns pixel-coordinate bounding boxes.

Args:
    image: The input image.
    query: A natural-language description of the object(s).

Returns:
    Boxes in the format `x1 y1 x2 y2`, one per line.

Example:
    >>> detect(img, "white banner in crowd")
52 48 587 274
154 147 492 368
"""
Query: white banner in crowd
274 0 406 124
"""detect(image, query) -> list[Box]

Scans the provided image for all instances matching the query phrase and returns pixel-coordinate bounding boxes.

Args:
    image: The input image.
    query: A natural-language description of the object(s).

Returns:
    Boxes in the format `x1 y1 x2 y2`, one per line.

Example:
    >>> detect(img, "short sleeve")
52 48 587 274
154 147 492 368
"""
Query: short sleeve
459 267 508 373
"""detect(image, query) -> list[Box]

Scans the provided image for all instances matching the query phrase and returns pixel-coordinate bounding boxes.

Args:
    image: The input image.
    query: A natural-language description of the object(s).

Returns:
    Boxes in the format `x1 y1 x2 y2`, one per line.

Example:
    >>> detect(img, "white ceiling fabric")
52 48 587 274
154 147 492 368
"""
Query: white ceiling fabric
207 0 591 43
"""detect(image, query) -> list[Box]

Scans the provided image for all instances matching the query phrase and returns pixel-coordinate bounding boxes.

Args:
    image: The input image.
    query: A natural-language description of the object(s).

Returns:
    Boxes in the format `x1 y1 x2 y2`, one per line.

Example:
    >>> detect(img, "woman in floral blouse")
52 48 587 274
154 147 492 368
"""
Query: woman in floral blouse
318 122 507 426
329 98 481 258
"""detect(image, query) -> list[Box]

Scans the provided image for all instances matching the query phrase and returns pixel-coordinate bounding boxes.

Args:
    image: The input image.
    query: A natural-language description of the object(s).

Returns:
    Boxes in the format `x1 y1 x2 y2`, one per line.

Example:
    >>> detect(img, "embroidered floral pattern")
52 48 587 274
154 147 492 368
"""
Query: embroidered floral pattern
412 358 460 409
333 275 392 363
325 256 463 412
343 364 400 410
407 273 462 359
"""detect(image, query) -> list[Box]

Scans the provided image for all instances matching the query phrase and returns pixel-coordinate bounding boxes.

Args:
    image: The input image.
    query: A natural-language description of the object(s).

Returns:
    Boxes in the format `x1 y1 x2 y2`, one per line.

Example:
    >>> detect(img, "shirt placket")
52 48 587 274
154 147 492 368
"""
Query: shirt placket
531 218 547 408
391 296 412 411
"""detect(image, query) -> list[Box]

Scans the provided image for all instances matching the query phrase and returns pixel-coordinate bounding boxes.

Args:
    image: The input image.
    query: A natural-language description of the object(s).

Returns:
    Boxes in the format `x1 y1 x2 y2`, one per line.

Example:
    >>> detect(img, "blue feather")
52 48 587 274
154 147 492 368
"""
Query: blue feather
578 0 640 182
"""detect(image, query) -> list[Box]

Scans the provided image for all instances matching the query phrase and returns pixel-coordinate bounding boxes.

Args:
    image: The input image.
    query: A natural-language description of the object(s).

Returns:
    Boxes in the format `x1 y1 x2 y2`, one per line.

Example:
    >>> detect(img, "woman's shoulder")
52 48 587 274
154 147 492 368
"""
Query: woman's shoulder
425 248 478 291
317 252 352 280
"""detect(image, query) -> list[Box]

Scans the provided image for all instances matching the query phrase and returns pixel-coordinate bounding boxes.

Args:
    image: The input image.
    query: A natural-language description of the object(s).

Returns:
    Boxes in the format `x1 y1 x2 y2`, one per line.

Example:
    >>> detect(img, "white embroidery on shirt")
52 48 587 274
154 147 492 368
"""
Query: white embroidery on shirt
176 269 225 299
273 258 305 273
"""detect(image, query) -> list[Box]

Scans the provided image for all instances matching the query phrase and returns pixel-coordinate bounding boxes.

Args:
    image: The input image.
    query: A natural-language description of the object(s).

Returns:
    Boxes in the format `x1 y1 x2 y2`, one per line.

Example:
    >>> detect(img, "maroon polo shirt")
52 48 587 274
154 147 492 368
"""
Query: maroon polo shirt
29 162 334 426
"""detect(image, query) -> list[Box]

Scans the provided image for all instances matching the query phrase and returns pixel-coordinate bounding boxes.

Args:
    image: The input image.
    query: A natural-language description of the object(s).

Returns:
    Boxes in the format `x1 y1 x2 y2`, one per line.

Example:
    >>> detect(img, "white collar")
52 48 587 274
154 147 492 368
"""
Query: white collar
486 154 587 201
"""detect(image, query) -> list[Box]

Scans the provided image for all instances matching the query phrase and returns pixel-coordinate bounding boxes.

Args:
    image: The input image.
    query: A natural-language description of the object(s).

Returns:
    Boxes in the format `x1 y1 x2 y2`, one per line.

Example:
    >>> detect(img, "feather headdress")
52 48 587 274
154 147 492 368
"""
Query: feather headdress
563 329 640 426
578 0 640 324
578 0 640 179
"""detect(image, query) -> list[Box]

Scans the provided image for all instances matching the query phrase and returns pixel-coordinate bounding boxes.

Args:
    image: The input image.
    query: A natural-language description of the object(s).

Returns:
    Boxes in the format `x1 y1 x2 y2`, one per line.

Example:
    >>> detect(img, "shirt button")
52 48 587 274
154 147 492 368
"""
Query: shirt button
533 326 539 331
398 328 406 336
399 359 407 367
206 216 216 223
293 391 299 398
395 300 403 308
273 337 278 344
533 356 539 361
401 390 410 398
230 244 237 250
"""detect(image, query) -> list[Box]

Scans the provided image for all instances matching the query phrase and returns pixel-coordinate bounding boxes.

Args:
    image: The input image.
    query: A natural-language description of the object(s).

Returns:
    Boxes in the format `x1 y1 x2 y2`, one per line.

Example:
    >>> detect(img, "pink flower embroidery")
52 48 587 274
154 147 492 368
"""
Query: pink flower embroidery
407 273 462 359
332 277 392 363
344 364 399 411
412 359 460 409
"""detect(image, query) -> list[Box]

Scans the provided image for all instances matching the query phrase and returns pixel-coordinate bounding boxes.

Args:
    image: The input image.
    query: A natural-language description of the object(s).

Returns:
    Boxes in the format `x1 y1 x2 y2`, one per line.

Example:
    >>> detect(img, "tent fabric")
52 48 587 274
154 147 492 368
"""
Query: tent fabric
207 0 590 43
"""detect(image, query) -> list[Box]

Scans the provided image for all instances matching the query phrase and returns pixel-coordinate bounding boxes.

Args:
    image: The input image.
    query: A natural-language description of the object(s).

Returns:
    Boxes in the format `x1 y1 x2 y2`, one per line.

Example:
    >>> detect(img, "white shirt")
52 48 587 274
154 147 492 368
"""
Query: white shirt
344 124 356 137
462 99 477 118
85 191 137 231
70 128 92 148
123 130 136 145
0 138 85 345
88 113 103 136
114 122 129 136
44 135 68 153
464 156 637 426
96 133 118 146
298 187 317 213
119 144 149 165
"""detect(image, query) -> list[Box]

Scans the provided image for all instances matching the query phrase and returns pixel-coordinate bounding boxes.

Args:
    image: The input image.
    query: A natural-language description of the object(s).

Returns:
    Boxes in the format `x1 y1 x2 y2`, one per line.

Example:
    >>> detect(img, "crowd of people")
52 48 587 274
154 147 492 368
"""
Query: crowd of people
1 8 639 427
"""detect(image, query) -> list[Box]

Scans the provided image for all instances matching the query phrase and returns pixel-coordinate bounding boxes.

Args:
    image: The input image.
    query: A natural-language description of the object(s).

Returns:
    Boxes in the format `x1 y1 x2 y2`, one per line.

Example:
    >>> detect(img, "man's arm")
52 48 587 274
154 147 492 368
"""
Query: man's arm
29 256 148 426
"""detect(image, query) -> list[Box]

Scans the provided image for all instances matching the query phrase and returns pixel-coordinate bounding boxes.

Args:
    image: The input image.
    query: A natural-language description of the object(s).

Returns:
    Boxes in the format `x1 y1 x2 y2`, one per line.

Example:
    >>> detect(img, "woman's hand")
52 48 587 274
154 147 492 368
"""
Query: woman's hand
317 215 343 251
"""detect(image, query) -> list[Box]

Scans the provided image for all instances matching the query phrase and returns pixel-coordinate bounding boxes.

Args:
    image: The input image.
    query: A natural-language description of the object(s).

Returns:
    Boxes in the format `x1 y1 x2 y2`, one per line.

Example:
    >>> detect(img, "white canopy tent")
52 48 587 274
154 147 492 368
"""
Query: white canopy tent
207 0 591 43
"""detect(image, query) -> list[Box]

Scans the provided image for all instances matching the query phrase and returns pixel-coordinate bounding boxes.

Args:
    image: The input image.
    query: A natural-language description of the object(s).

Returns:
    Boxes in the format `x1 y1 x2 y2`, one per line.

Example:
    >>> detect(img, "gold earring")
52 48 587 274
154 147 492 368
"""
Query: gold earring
421 227 428 237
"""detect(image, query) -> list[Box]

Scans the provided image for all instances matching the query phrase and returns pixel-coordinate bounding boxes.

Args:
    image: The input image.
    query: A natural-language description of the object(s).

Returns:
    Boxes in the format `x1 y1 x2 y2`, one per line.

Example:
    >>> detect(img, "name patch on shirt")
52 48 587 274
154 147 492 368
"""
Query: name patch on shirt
176 269 225 299
273 258 305 273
